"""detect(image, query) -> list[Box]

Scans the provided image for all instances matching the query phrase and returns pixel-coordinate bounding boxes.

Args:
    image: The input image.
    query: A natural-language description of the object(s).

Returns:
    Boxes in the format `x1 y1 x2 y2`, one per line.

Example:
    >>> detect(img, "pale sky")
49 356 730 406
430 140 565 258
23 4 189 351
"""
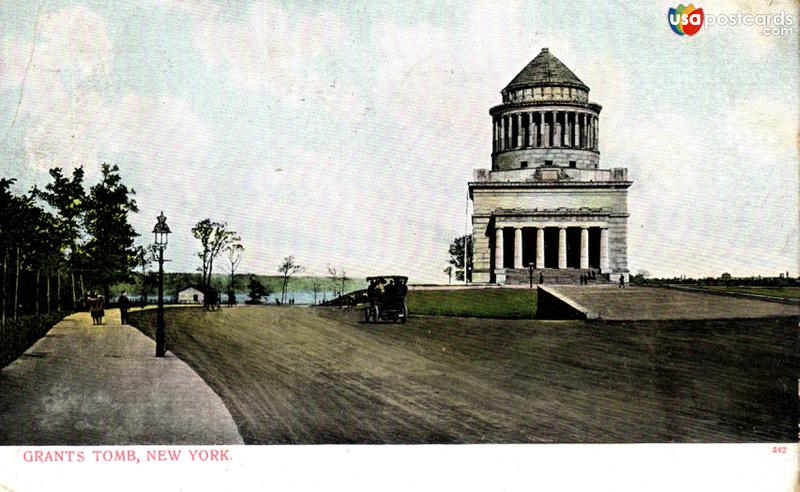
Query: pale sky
1 0 797 282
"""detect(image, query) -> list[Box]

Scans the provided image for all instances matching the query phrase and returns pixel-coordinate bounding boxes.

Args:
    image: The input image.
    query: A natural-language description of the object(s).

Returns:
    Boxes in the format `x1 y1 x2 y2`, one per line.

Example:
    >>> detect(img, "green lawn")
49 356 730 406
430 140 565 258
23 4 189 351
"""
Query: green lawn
693 286 800 300
408 288 537 318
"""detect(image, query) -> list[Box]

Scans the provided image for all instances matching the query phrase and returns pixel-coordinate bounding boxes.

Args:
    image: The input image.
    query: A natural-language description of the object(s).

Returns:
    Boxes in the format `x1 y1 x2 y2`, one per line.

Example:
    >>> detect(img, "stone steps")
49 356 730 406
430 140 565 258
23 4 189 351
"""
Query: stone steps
503 268 609 285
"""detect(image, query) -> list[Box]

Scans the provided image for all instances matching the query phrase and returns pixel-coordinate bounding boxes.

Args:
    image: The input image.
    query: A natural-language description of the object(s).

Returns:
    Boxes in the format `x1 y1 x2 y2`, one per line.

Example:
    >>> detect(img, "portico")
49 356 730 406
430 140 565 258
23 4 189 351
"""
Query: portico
492 222 609 272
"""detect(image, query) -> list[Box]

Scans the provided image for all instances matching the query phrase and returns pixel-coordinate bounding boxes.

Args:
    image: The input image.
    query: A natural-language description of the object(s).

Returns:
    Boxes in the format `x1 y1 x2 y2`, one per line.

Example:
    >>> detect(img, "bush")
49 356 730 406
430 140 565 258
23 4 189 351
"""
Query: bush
0 312 66 369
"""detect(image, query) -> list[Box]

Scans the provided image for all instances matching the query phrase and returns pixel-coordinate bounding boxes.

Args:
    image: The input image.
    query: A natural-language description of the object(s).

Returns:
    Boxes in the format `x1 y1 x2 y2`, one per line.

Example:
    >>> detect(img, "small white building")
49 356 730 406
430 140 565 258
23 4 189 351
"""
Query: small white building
177 286 204 304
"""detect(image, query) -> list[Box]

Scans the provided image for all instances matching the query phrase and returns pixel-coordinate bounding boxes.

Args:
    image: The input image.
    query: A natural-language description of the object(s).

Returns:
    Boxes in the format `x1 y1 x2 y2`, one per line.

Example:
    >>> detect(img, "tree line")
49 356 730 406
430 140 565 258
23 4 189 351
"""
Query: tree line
0 165 138 327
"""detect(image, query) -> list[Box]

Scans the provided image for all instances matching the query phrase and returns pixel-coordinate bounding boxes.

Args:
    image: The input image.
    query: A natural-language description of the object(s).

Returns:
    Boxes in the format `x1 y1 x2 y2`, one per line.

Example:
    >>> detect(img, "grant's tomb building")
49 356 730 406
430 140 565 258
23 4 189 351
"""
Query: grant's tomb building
469 48 631 284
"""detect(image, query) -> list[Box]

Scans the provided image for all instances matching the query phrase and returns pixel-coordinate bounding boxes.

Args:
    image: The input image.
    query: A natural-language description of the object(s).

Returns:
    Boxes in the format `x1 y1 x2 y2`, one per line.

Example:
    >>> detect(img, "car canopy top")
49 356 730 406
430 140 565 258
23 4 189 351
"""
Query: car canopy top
366 276 408 282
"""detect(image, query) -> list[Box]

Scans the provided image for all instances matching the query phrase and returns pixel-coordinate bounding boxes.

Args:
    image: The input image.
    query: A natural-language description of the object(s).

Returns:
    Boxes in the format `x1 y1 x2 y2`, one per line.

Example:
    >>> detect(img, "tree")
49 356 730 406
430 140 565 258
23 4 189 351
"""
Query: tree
192 219 237 288
448 234 473 282
1 180 65 322
327 265 338 297
31 166 87 308
444 266 453 284
340 267 348 298
246 275 270 304
82 164 139 300
720 272 731 281
221 238 244 293
278 256 303 304
133 244 158 307
311 279 322 305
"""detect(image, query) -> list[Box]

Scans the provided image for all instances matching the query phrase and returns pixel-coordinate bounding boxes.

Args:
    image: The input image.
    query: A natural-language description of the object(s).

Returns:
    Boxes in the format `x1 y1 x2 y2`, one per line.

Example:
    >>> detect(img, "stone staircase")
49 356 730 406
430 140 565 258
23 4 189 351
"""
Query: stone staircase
503 268 609 285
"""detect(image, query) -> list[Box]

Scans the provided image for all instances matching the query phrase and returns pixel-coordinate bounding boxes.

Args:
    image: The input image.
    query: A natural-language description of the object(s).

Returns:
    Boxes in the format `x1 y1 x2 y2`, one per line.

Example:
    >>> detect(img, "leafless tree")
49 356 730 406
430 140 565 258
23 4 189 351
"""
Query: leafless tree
221 238 244 292
278 256 303 304
327 265 338 297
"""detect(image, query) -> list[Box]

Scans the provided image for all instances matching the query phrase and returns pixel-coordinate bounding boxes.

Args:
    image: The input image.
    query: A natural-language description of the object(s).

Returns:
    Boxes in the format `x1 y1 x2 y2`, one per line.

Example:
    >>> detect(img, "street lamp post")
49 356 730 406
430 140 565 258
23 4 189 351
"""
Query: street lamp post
528 262 535 289
152 212 171 357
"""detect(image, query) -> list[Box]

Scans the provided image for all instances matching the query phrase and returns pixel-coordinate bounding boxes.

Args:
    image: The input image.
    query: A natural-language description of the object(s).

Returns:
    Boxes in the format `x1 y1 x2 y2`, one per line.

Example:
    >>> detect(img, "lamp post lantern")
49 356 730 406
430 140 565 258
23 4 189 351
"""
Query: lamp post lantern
152 212 171 357
528 262 535 289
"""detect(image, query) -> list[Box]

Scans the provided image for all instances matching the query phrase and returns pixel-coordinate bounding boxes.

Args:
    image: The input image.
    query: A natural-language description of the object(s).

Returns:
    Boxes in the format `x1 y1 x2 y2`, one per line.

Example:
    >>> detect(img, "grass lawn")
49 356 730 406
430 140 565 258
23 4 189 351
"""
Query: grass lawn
128 306 797 444
693 286 800 300
408 288 537 318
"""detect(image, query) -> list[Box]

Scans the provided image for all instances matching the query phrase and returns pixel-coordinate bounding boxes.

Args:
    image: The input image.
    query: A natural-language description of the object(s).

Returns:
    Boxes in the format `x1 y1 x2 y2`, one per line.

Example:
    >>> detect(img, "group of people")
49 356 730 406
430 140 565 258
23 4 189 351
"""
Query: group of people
367 277 408 301
85 291 131 325
86 292 105 325
579 271 597 285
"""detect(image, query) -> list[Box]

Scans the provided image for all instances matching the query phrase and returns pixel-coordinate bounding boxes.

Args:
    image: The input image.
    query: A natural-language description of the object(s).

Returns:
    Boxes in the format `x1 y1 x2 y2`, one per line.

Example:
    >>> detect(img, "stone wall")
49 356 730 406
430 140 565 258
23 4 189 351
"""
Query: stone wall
472 187 628 216
493 147 599 170
482 167 623 183
471 215 492 283
608 216 629 273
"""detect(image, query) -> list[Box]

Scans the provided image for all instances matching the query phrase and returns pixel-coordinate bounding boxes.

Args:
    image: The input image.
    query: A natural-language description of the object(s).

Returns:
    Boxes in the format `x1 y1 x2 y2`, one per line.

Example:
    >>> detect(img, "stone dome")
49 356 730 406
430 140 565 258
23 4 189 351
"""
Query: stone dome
503 48 589 93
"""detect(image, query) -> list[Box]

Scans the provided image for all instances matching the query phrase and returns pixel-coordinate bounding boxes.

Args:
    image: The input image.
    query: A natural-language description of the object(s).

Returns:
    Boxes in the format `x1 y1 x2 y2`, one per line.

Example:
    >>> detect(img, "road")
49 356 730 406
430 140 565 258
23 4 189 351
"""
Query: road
129 306 797 444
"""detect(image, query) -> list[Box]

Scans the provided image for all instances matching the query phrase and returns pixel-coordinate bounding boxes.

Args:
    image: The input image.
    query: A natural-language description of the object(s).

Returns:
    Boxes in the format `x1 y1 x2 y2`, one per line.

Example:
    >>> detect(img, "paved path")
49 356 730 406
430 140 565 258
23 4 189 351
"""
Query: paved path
552 285 798 320
0 310 243 445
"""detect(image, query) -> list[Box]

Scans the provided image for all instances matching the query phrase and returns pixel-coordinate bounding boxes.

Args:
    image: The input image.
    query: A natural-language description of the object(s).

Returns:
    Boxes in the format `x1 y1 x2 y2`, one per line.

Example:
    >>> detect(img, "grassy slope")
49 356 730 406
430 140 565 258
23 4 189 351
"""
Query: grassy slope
408 288 537 318
128 307 797 444
693 286 800 300
0 312 66 369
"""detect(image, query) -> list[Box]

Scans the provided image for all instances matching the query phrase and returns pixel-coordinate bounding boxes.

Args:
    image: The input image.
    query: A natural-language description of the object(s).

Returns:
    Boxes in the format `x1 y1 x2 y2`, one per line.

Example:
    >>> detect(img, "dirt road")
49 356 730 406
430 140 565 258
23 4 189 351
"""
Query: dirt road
129 306 797 444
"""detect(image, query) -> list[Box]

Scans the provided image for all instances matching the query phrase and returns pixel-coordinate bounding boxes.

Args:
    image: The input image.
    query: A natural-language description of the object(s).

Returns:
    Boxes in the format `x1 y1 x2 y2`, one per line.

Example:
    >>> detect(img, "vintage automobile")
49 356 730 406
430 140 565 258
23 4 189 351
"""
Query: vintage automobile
364 275 408 323
203 288 221 311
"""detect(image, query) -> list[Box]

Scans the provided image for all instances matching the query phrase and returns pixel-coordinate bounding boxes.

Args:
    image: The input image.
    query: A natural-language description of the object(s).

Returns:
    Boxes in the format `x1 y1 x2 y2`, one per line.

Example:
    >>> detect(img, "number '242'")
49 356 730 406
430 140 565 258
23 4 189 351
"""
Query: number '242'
772 446 787 454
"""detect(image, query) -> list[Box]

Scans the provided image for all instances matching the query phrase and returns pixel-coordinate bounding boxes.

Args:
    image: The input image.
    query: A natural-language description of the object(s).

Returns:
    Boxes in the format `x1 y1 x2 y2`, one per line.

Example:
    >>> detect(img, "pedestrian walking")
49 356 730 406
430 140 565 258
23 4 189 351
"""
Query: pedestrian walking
538 272 544 284
88 292 100 325
618 274 625 288
118 291 131 325
96 295 105 324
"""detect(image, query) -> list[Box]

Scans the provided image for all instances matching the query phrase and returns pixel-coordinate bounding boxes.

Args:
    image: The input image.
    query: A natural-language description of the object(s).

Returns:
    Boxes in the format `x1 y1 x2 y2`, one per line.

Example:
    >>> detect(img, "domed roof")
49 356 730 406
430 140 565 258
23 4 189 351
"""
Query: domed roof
503 48 589 92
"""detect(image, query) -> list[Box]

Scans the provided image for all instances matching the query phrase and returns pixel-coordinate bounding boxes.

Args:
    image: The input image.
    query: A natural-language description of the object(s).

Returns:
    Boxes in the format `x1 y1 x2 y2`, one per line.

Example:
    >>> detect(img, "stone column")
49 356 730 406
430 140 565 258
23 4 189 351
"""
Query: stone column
553 112 561 148
517 113 523 148
600 227 609 272
583 114 588 148
558 227 567 269
586 116 591 149
595 115 599 149
499 117 505 151
573 113 579 148
506 116 511 149
528 112 535 147
514 227 523 269
491 119 495 152
580 227 589 269
564 112 571 147
584 114 589 148
495 227 504 270
541 112 549 148
536 228 544 268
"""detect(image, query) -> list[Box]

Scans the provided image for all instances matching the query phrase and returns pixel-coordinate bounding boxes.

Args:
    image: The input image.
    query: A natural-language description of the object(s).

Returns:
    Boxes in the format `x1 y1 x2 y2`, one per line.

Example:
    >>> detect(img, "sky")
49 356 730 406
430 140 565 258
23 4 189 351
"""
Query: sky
0 0 797 282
